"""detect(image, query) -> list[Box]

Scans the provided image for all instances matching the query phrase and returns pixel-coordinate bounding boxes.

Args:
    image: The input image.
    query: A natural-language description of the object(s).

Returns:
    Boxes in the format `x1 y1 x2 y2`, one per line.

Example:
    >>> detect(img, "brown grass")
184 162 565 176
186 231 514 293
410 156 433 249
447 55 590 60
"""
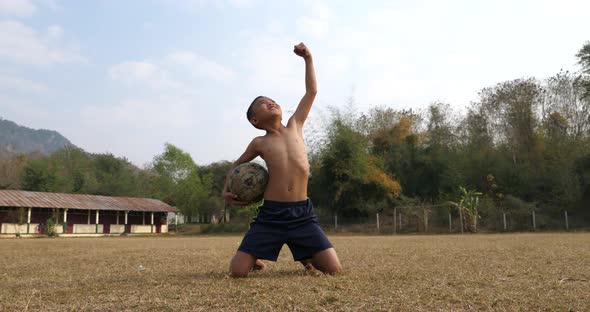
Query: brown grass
1 233 589 311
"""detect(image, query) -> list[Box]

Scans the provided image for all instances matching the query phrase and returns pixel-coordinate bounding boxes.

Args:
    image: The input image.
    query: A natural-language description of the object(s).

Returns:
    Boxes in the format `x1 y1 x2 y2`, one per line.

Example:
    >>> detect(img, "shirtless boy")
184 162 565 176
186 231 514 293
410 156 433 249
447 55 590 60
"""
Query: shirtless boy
222 42 342 278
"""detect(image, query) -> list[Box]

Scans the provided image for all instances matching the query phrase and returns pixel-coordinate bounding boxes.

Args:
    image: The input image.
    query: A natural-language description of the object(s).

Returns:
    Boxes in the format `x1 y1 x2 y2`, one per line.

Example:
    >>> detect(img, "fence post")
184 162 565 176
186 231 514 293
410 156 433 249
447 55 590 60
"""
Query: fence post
376 213 380 231
458 207 464 234
503 212 507 231
399 212 402 231
423 207 429 233
565 210 569 231
449 212 452 232
532 210 536 231
334 214 338 231
393 208 397 234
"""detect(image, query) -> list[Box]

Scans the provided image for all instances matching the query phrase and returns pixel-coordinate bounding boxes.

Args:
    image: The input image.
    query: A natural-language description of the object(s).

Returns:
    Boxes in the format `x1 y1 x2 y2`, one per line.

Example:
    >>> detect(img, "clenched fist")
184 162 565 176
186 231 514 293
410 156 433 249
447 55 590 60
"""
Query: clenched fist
294 42 312 59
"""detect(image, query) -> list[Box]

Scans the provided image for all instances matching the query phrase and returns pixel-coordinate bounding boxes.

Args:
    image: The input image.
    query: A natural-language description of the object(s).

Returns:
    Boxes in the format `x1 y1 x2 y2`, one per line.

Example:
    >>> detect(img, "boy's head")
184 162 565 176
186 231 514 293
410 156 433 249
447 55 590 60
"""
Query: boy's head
246 96 282 129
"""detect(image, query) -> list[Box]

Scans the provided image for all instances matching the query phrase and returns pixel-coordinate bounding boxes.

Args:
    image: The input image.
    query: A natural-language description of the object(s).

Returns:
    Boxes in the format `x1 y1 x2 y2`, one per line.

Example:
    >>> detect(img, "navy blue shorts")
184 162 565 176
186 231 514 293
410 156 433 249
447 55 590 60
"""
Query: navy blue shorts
238 199 333 261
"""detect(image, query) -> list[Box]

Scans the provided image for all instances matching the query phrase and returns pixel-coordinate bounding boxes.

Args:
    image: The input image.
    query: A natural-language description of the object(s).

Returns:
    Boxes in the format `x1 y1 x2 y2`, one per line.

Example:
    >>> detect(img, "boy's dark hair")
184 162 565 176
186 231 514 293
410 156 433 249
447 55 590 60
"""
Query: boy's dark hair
247 96 265 122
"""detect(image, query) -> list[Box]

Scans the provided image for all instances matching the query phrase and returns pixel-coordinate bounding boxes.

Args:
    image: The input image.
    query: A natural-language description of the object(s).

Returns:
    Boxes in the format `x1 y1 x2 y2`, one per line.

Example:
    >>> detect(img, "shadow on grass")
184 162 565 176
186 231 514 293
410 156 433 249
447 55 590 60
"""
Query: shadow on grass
170 269 327 281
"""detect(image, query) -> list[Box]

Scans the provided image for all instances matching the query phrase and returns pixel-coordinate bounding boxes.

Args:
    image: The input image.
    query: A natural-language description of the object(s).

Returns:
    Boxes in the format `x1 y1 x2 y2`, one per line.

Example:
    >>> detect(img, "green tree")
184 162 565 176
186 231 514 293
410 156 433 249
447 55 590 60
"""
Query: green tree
20 159 56 192
93 154 138 196
199 161 233 222
576 41 590 101
150 143 210 221
311 111 400 218
449 187 482 232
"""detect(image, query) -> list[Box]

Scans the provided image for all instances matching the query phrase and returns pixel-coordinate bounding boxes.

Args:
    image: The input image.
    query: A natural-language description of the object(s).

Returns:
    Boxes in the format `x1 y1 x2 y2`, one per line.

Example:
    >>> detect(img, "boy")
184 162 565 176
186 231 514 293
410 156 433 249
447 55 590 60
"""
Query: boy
222 42 342 278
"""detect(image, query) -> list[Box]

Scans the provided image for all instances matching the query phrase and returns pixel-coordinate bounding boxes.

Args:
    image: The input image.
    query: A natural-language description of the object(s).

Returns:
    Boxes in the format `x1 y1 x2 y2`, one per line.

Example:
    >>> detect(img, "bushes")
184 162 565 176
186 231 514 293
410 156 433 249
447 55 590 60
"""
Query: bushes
199 223 248 234
42 218 57 237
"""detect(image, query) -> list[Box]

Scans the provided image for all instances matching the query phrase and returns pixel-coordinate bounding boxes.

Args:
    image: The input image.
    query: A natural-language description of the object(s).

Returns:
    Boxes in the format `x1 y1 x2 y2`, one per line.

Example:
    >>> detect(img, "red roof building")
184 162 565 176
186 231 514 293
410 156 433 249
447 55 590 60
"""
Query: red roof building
0 190 177 236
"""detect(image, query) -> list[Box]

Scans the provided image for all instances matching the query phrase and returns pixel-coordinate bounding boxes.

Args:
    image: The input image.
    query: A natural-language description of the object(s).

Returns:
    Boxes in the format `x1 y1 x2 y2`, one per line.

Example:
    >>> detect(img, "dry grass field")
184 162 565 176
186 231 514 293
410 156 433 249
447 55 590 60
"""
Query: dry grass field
1 233 589 311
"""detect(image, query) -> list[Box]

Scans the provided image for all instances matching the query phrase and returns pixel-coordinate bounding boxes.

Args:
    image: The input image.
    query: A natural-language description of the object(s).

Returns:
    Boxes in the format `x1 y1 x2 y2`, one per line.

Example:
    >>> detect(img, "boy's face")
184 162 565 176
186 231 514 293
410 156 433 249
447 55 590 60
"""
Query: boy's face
252 97 282 122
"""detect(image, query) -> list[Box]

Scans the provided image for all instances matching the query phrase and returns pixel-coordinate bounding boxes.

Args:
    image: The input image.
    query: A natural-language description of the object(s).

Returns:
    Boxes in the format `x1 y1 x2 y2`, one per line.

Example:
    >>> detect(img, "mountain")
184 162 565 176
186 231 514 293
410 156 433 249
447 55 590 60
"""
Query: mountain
0 117 75 155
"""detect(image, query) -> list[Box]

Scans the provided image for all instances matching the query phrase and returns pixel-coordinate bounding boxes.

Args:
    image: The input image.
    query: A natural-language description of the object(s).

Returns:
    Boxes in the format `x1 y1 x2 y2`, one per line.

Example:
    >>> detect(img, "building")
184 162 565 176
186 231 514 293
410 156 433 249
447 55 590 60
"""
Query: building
0 190 177 237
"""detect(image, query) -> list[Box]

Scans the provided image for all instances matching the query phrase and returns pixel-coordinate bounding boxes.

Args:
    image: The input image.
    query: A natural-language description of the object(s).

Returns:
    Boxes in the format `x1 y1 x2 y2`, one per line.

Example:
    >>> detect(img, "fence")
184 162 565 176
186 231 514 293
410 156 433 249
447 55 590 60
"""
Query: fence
313 205 589 233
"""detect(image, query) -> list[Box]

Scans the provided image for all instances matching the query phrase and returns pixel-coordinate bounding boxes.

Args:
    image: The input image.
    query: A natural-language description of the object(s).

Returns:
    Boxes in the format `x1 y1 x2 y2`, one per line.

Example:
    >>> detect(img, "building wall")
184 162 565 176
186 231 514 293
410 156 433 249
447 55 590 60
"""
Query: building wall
0 207 170 235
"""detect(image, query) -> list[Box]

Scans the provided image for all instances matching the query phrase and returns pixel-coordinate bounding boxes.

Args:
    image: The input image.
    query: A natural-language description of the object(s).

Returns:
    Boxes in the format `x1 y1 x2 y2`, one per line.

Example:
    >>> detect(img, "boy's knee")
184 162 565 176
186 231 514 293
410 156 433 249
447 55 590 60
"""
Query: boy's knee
230 269 249 278
229 252 256 278
324 263 342 275
229 261 251 278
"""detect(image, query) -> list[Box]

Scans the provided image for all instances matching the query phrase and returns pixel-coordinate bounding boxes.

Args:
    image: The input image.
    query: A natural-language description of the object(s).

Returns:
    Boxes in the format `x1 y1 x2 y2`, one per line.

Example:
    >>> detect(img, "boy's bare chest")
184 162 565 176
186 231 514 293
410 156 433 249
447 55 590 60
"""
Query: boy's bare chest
259 130 306 160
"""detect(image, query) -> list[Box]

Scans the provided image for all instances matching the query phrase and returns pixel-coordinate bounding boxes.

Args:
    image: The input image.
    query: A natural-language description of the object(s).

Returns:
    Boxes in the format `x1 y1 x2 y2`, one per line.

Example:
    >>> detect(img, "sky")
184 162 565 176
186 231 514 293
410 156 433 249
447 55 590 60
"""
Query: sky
0 0 588 167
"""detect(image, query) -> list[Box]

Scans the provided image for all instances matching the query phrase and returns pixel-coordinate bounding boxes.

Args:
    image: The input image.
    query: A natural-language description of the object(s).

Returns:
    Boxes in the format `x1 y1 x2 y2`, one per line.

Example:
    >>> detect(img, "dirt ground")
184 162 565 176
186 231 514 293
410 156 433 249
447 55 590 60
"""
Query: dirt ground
1 233 589 311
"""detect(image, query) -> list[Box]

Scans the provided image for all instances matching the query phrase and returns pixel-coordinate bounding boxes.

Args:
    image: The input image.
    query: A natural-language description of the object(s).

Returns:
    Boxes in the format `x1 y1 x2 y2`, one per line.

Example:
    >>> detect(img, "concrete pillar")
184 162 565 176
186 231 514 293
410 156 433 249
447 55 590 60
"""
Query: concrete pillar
150 212 154 233
393 207 397 234
87 210 91 224
116 211 119 225
125 211 128 233
142 211 145 225
27 207 31 234
376 213 380 231
448 212 452 232
175 213 178 232
63 209 68 233
95 210 99 234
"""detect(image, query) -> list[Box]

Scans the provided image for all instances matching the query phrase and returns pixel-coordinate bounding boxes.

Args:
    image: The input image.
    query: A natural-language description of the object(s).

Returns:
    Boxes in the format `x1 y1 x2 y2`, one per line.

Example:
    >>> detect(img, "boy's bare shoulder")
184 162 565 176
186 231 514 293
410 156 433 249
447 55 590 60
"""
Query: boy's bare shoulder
250 136 266 148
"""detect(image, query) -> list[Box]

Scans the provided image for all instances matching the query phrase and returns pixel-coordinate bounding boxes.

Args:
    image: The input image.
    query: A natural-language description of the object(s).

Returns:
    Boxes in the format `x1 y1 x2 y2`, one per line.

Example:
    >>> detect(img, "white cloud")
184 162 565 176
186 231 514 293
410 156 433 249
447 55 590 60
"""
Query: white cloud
159 0 254 9
109 61 182 89
110 52 235 91
0 95 52 125
36 0 59 11
266 20 284 34
241 34 303 107
81 97 194 130
167 51 236 81
0 75 49 93
296 2 334 40
228 0 256 8
47 25 63 39
74 96 208 165
0 0 36 17
297 16 329 40
0 21 84 66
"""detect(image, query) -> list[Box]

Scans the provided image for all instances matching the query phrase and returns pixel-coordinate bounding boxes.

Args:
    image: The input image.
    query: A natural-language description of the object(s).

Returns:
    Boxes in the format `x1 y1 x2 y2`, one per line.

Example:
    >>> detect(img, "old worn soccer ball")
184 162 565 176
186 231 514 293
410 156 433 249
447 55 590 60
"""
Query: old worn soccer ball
229 162 269 203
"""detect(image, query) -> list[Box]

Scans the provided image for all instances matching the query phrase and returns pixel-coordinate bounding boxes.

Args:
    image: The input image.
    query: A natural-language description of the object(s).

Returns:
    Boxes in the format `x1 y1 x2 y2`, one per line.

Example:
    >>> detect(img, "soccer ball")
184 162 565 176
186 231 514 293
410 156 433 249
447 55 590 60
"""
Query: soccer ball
229 162 269 203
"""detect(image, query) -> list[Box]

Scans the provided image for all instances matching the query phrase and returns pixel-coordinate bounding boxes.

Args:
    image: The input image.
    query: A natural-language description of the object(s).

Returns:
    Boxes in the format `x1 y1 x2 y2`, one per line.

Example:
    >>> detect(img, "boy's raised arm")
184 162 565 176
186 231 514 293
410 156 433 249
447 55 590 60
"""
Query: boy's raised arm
289 42 317 126
222 138 260 206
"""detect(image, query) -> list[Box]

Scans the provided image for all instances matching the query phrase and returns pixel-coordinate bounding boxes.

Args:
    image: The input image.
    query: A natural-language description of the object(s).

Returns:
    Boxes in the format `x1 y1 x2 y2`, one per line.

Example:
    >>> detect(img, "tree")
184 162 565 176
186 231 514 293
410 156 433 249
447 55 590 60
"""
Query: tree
576 41 590 100
449 187 482 233
150 144 210 221
0 152 28 189
50 146 98 194
544 70 590 139
577 41 590 73
476 79 545 202
478 78 543 163
175 170 210 221
93 153 138 196
151 143 197 203
199 161 233 222
310 110 401 218
20 159 56 192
